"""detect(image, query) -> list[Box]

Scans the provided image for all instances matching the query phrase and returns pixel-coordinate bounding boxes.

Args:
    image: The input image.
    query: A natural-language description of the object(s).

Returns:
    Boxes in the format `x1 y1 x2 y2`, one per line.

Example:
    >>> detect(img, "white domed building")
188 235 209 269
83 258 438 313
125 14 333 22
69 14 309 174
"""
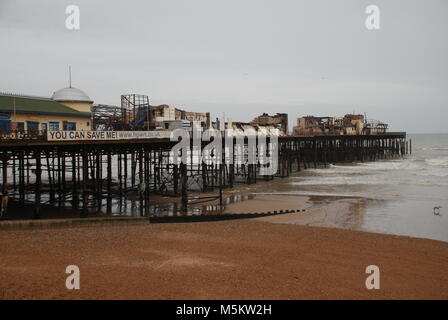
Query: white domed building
52 87 93 113
0 84 93 133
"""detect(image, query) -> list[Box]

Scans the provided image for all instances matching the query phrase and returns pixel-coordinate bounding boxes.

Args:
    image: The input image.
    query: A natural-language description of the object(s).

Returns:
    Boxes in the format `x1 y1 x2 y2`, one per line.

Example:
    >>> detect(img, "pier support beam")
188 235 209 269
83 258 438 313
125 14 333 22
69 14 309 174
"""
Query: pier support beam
181 163 188 214
34 151 41 219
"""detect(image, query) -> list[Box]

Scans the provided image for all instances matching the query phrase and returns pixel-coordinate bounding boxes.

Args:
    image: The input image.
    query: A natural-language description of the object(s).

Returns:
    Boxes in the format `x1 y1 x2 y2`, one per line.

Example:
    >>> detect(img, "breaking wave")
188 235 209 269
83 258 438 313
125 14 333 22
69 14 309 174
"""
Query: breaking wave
425 157 448 167
290 177 448 187
414 171 448 177
304 160 424 175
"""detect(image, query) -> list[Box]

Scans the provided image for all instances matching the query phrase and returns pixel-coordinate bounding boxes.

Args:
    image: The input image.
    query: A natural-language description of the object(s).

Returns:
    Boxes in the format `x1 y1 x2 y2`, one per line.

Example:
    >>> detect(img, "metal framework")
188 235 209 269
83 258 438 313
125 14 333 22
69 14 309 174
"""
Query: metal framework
91 94 152 131
120 94 151 130
91 104 122 131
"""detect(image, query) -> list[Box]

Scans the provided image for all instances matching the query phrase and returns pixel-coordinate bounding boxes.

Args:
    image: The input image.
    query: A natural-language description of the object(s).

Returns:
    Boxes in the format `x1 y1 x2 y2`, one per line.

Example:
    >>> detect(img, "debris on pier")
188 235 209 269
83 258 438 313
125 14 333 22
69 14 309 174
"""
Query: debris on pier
293 114 388 136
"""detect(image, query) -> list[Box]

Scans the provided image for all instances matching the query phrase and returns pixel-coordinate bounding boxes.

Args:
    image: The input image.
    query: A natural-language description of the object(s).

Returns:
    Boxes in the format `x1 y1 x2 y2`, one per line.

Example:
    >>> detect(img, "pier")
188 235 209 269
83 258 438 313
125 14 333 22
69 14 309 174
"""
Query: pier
0 132 408 220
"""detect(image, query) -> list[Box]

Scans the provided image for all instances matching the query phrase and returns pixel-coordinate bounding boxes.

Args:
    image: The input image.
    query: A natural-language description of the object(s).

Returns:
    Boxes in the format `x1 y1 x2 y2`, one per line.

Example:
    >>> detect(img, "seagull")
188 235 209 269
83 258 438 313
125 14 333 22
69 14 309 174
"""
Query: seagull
433 206 442 216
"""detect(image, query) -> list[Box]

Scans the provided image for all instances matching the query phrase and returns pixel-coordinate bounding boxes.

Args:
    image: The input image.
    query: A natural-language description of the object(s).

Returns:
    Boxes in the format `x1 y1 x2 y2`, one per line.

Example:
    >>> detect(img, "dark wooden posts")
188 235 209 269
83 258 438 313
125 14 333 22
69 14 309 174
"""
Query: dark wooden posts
138 148 144 216
34 150 41 219
181 163 188 214
81 151 88 218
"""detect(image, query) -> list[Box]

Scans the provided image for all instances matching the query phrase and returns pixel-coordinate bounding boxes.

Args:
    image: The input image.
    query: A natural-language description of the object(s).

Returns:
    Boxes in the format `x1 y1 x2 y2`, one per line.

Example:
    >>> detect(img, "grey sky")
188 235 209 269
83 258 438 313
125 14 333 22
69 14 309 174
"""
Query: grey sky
0 0 447 133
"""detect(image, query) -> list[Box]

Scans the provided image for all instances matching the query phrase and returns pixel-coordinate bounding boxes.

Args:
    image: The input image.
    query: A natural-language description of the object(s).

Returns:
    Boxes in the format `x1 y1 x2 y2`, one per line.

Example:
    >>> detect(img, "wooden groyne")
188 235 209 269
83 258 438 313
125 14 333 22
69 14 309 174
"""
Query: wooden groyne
0 132 408 220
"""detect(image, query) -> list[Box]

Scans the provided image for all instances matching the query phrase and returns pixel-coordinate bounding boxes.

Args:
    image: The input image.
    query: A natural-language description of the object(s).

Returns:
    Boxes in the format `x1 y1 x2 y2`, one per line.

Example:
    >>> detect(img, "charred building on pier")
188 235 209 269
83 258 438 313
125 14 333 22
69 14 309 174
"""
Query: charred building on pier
292 114 388 136
92 94 210 131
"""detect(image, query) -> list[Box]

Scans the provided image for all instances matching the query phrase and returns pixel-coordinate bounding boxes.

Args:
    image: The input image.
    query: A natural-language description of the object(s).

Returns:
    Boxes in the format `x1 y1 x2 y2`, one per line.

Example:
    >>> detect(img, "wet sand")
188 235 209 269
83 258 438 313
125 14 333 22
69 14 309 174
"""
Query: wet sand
223 194 311 214
256 196 366 228
1 216 448 299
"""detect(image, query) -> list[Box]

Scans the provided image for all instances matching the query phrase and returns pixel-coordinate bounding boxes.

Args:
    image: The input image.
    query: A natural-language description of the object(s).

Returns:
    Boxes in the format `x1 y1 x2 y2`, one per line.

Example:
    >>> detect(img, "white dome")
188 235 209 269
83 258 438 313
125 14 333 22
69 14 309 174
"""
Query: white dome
52 87 93 103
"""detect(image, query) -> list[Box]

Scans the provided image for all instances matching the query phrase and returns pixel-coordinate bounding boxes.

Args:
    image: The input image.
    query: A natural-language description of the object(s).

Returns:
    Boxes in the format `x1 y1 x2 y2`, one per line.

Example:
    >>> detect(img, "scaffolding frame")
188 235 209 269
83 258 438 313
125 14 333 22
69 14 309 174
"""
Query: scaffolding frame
121 94 151 130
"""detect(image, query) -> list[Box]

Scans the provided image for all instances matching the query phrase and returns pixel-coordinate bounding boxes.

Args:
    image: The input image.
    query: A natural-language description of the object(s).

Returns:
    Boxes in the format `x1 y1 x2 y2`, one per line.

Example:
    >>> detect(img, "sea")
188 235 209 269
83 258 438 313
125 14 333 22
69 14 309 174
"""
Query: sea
254 134 448 242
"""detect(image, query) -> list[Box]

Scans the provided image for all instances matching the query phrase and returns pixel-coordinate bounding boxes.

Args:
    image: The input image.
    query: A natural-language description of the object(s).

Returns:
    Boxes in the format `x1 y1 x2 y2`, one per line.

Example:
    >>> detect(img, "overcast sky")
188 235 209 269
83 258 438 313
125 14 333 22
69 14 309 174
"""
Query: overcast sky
0 0 447 133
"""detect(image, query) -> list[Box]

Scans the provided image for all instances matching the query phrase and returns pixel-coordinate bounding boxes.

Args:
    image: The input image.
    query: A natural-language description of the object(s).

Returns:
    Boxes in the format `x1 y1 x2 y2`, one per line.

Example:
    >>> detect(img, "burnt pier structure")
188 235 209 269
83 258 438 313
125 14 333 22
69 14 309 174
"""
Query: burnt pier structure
0 133 408 220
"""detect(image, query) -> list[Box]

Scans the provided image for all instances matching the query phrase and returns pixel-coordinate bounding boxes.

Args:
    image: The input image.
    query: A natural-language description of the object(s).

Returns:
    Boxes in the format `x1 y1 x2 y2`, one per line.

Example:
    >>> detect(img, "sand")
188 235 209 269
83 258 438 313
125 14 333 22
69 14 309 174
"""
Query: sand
256 197 366 227
1 216 448 299
223 194 311 214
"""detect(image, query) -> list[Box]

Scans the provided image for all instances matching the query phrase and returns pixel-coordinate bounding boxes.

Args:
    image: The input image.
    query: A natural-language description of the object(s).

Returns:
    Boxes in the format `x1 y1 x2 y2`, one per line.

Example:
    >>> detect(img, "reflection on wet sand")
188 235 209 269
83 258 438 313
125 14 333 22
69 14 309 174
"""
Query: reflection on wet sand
256 197 366 231
4 190 361 225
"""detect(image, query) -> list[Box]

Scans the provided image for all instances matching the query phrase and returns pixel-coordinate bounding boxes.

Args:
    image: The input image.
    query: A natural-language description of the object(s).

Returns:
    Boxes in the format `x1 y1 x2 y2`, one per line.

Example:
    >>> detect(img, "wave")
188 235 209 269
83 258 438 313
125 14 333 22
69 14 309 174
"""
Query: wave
305 161 423 174
414 171 448 177
290 177 448 187
306 168 372 175
303 157 447 178
279 190 397 200
425 157 448 167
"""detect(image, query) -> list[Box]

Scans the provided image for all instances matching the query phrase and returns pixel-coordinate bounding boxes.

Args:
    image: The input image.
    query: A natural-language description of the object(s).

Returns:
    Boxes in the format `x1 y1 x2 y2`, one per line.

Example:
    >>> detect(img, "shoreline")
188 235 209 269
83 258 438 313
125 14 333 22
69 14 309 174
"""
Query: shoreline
2 191 446 244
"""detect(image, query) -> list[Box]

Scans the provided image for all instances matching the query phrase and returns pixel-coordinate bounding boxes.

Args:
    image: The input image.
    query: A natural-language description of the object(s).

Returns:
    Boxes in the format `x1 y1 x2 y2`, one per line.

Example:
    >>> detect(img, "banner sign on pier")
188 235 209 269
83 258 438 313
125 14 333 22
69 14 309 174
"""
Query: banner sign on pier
47 130 171 141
